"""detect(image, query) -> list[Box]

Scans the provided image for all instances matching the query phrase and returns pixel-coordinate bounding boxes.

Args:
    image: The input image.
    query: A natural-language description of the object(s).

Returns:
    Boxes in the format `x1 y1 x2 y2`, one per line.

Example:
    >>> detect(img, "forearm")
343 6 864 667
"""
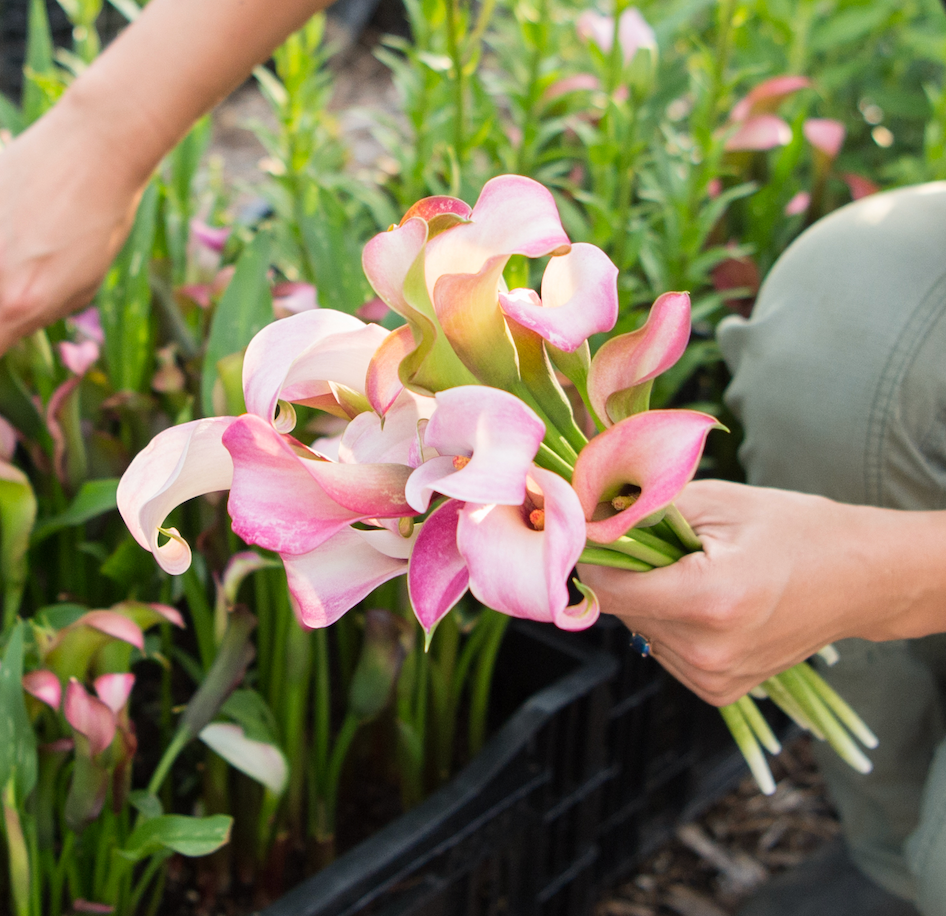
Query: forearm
840 502 946 643
59 0 334 183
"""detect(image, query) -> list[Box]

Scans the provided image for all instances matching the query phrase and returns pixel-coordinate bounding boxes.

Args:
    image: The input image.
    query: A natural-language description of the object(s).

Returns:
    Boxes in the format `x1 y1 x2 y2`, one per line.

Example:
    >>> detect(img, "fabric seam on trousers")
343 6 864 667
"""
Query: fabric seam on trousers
865 269 946 506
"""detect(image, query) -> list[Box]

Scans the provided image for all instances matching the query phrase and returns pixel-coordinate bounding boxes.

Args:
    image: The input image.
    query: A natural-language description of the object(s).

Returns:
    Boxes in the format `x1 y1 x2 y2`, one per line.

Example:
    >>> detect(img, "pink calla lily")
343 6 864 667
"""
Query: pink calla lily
242 309 382 428
93 673 135 716
339 389 436 467
399 195 473 231
23 669 62 710
843 173 879 200
457 467 598 630
223 413 413 557
572 409 721 544
363 176 574 396
803 118 845 158
424 176 571 289
284 525 416 628
407 499 470 633
405 386 546 512
576 7 656 64
64 678 116 757
190 220 231 254
587 291 691 425
730 75 811 122
58 339 99 377
117 417 236 575
365 325 412 415
725 114 792 152
498 243 619 352
68 306 104 345
785 191 811 216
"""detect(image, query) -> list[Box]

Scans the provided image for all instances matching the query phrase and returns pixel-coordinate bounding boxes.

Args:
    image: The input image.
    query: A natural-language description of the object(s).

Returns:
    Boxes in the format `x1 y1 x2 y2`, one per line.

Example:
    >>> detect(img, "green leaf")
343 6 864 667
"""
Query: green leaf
121 814 232 863
201 231 273 416
0 623 38 803
128 790 163 820
99 182 159 393
0 465 36 627
199 723 288 794
179 609 257 740
298 189 371 315
106 0 141 21
219 688 280 745
22 0 56 125
31 478 118 545
0 93 24 135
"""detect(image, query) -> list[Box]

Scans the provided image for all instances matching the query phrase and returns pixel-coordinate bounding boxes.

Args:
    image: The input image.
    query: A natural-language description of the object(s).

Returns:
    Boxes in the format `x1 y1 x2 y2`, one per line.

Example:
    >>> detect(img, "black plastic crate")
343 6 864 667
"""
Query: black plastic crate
256 617 749 916
257 621 618 916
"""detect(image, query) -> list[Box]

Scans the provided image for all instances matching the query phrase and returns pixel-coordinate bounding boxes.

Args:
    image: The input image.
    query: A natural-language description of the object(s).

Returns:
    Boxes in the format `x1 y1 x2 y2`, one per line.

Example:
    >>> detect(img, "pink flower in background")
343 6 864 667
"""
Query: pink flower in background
543 73 601 106
272 282 318 319
730 75 811 122
842 173 880 200
577 7 656 64
725 114 792 152
711 249 761 319
804 118 845 158
725 75 810 153
784 191 811 216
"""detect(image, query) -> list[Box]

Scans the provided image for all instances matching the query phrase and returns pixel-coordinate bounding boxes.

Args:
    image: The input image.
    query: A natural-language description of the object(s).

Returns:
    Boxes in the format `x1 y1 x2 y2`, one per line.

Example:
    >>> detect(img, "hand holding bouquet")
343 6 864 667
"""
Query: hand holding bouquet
119 175 876 793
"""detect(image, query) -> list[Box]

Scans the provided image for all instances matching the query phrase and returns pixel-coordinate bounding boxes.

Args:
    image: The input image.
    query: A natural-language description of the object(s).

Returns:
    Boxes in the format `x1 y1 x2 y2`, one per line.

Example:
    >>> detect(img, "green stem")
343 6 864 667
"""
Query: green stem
735 695 781 754
445 0 466 162
468 611 510 756
796 662 878 749
323 714 362 835
308 627 331 839
607 534 681 567
719 702 775 795
126 853 170 916
182 566 216 672
760 675 822 739
578 546 652 571
777 665 873 774
146 728 190 797
534 443 574 481
663 504 703 552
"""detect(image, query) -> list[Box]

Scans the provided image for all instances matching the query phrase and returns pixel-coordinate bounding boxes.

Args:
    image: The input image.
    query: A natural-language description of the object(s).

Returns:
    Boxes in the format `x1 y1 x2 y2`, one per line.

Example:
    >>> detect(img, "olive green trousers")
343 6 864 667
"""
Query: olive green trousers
718 182 946 914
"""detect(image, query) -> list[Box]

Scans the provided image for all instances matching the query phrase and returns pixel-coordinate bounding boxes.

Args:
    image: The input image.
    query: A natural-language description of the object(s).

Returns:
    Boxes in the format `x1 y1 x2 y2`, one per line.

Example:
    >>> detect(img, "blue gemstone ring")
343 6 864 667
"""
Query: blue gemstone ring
630 632 652 658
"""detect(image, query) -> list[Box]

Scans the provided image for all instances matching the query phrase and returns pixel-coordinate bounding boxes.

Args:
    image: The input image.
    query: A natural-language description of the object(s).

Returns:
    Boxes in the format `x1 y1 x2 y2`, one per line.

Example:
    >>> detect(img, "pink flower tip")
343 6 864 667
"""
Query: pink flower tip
784 191 811 216
725 115 792 152
804 118 845 158
58 339 100 377
190 220 231 253
272 282 318 319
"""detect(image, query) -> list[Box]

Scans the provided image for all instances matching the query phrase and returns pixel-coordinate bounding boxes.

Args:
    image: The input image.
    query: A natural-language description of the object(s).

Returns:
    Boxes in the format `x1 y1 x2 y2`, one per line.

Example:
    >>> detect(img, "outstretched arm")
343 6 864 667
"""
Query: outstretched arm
0 0 333 351
579 479 946 706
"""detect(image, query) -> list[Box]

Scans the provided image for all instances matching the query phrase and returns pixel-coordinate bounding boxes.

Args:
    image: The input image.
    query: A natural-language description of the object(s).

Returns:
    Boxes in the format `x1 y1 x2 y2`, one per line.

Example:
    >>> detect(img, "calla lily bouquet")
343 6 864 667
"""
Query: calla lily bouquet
118 175 875 795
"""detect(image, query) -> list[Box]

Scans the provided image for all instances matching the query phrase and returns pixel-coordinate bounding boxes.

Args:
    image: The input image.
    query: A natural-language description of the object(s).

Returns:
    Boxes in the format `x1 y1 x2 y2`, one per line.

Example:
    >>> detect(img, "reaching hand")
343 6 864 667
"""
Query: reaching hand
0 102 146 353
579 478 946 705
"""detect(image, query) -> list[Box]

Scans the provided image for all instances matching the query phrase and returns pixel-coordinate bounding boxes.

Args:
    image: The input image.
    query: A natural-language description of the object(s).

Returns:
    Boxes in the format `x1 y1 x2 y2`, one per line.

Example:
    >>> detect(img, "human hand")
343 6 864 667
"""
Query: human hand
579 479 946 705
0 97 147 352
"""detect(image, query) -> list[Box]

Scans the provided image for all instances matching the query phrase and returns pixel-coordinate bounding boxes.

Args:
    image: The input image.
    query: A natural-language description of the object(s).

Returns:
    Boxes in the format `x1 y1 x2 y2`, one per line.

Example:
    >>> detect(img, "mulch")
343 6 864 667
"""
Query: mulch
596 735 840 916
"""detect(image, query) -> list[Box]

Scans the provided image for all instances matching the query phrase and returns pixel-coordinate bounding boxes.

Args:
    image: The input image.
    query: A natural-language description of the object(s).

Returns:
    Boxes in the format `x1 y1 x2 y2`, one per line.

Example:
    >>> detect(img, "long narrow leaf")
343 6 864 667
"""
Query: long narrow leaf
201 231 273 416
